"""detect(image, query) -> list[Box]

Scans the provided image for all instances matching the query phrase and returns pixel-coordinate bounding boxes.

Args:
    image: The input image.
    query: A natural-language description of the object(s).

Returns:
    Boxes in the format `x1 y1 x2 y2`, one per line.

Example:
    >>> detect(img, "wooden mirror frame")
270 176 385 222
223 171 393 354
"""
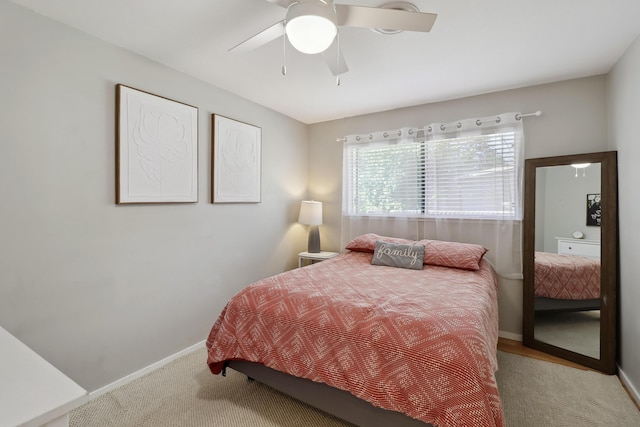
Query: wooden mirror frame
523 151 618 374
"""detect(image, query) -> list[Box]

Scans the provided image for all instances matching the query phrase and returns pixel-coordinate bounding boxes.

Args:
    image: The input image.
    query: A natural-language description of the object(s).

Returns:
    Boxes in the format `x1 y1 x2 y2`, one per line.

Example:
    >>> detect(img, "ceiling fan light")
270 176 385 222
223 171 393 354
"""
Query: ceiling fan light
285 1 337 54
571 163 591 169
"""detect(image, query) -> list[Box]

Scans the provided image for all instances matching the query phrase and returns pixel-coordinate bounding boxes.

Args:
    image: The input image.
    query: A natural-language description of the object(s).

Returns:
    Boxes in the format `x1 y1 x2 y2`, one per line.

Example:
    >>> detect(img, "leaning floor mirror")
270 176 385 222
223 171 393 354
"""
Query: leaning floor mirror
523 151 618 374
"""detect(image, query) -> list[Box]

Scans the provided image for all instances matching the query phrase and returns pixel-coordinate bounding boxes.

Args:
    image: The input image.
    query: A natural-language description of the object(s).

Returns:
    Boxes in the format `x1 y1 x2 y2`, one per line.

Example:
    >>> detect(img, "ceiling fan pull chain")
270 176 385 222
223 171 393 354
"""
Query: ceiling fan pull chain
282 20 287 76
336 30 341 86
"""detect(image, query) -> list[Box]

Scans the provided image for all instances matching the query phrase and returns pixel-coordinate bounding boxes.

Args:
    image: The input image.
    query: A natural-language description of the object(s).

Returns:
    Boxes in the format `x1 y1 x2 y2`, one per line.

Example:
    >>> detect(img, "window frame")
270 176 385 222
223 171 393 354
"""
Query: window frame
343 125 523 221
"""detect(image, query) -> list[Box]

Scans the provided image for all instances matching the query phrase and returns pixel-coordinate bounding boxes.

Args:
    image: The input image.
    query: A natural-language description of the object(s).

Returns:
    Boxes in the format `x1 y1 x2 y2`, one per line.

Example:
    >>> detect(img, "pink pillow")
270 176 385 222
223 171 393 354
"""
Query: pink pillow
418 239 488 271
345 233 417 253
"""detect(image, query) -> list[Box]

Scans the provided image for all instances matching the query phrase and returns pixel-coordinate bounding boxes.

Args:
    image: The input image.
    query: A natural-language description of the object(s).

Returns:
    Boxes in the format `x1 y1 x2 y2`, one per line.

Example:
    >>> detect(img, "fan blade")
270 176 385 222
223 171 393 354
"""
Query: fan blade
335 5 437 32
264 0 293 8
320 39 349 76
229 21 285 54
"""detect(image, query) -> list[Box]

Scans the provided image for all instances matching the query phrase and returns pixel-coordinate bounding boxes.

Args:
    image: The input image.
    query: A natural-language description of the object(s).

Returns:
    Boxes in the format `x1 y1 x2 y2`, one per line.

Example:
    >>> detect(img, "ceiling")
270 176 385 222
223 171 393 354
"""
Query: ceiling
10 0 640 124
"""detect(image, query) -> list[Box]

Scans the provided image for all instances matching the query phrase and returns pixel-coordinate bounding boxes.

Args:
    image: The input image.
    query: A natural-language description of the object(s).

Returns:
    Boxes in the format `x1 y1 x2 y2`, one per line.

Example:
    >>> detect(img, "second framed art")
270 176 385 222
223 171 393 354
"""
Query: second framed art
586 193 602 226
211 114 262 203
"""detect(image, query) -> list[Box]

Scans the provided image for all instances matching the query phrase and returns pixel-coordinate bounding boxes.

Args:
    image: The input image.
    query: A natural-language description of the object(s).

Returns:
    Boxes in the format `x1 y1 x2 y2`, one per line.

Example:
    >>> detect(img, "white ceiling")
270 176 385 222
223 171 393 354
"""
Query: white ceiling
10 0 640 124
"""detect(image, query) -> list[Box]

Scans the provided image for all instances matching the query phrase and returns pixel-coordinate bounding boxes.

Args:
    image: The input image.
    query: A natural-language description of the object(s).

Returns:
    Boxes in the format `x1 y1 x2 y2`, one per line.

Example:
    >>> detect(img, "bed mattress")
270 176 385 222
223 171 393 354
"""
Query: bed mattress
534 251 600 300
206 251 503 427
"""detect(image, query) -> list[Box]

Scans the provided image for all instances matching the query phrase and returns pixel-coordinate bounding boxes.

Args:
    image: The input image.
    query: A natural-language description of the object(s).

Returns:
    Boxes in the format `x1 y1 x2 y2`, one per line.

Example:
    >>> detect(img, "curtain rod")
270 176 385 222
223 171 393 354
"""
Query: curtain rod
336 110 542 143
516 110 542 119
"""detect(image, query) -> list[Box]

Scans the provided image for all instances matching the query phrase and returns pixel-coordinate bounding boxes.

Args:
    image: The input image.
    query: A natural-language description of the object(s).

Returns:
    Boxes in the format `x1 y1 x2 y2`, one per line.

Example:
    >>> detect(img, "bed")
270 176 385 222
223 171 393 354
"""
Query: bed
206 234 504 427
533 251 600 311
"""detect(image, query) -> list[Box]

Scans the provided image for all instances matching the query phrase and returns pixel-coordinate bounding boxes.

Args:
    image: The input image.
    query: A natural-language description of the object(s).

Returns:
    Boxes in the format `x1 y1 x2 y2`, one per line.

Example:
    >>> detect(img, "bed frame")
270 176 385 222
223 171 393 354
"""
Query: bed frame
534 296 600 312
227 360 432 427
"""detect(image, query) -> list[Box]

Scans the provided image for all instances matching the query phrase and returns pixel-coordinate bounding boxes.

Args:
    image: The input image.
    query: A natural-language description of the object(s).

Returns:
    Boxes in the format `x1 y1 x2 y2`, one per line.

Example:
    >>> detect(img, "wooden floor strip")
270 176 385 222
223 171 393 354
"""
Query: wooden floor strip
497 337 590 371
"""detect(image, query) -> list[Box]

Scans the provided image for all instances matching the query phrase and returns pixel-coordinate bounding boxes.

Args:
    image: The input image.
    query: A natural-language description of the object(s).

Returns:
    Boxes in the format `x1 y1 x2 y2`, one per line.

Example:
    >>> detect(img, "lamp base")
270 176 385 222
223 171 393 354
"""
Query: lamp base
308 226 320 253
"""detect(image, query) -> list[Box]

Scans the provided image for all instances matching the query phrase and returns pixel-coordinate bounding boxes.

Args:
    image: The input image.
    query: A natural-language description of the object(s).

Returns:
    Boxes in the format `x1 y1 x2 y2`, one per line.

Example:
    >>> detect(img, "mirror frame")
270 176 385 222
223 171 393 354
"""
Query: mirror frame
523 151 618 374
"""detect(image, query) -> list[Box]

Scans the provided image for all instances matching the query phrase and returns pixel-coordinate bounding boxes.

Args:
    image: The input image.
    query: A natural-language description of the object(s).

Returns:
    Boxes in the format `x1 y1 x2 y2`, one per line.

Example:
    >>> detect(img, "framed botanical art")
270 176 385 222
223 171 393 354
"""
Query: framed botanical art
586 193 601 226
116 84 198 204
211 114 262 203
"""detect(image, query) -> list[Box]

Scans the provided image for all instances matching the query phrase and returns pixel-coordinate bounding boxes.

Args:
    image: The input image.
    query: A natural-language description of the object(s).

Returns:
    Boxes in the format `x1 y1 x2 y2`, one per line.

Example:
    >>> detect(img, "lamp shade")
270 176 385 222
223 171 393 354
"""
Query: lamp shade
298 200 323 225
285 1 337 54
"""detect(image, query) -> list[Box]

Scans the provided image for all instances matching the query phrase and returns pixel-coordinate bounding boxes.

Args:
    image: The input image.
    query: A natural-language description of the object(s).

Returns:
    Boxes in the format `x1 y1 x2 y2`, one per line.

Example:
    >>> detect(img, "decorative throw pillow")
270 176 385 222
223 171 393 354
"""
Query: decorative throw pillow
371 241 425 270
418 239 488 271
345 233 416 253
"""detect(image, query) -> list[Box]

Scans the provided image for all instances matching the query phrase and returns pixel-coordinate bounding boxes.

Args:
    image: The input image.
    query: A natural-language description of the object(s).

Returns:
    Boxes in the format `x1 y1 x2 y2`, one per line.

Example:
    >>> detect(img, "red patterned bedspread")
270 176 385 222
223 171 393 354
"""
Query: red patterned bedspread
206 251 503 427
534 251 600 300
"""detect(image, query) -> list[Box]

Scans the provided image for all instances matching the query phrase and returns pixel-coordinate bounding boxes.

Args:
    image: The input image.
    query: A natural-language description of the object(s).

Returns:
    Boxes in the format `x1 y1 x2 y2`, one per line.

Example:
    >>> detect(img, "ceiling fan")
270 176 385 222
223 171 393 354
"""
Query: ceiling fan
230 0 437 77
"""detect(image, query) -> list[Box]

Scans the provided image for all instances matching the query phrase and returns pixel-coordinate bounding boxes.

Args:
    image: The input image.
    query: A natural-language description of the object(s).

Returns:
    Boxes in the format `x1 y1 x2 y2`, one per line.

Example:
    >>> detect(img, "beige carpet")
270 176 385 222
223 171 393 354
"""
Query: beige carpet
495 351 639 426
71 347 640 427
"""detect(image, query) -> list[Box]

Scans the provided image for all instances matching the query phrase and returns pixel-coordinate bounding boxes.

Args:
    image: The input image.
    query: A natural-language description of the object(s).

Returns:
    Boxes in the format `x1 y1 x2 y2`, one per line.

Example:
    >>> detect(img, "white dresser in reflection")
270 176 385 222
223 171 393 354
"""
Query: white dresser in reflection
556 238 601 259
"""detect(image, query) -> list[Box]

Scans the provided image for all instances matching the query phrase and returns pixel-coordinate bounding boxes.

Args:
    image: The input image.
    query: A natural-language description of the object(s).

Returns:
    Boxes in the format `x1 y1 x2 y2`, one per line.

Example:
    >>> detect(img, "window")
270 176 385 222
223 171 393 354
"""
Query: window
343 127 522 220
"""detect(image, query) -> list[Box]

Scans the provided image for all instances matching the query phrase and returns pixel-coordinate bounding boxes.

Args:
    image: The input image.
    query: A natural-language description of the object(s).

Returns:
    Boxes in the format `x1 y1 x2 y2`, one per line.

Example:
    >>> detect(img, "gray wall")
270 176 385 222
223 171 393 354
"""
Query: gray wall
607 32 640 398
0 1 309 392
308 76 609 340
537 164 601 253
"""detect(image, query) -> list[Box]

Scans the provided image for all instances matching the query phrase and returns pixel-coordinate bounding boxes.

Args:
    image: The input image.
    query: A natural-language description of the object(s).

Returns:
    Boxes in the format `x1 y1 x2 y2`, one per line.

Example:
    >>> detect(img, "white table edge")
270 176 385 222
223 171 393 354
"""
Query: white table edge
1 327 88 427
20 393 88 427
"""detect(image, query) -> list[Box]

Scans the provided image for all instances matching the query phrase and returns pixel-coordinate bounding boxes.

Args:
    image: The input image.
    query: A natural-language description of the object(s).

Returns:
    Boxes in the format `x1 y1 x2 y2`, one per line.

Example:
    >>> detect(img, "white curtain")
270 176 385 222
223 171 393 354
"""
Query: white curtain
341 113 525 279
341 126 422 242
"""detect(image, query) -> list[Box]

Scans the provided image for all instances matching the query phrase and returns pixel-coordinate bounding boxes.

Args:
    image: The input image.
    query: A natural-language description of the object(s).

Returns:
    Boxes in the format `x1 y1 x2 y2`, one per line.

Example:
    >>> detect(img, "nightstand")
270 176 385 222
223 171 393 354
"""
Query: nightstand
298 251 339 268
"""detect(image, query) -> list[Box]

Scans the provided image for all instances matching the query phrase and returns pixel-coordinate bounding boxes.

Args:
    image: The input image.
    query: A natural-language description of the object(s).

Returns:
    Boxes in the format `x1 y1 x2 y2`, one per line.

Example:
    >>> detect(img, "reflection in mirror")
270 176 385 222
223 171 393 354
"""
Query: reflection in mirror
533 163 601 359
523 151 617 374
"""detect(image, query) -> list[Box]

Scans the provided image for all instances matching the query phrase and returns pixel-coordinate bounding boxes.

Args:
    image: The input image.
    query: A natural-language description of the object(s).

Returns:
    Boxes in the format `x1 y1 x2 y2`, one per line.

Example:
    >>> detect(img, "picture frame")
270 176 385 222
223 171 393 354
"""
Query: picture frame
586 193 601 226
211 114 262 203
116 84 198 204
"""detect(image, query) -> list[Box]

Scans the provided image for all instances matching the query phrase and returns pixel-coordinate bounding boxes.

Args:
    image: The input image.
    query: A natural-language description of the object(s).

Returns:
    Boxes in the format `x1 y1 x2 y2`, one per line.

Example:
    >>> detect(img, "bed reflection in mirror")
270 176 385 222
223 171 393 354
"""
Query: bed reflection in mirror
533 163 601 359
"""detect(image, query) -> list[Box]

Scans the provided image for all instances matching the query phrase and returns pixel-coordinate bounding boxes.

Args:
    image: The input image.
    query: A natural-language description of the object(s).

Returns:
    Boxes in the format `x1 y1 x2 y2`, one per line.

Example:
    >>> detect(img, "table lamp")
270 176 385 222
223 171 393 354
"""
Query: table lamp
298 200 322 253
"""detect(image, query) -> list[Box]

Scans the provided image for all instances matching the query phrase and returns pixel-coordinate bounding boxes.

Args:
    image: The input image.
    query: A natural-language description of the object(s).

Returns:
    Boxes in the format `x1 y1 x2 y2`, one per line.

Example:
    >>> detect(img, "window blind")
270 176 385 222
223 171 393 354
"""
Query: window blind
424 132 517 218
344 130 521 220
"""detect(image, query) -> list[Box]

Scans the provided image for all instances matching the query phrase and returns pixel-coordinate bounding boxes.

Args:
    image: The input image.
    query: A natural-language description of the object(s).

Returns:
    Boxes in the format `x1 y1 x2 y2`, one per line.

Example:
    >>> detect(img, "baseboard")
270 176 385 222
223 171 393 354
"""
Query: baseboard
498 330 522 341
88 340 206 399
86 332 521 399
618 366 640 407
